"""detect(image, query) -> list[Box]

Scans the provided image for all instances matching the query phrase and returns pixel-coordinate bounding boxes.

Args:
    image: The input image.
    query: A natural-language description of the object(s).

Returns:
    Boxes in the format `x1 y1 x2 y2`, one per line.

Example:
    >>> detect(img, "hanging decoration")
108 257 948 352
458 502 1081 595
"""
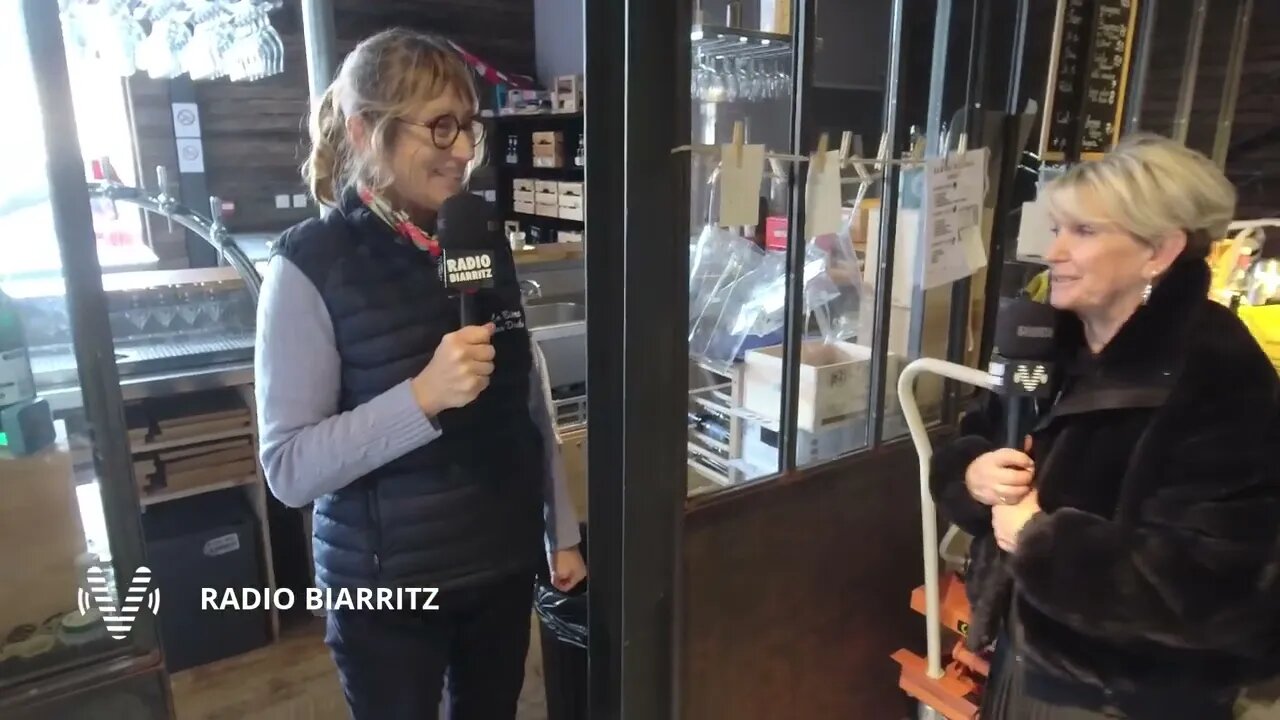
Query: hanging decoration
58 0 285 82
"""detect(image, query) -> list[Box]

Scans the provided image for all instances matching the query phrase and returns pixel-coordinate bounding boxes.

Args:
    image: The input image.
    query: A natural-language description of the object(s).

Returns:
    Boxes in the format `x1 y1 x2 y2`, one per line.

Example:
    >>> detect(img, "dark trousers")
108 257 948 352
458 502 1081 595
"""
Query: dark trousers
325 573 534 720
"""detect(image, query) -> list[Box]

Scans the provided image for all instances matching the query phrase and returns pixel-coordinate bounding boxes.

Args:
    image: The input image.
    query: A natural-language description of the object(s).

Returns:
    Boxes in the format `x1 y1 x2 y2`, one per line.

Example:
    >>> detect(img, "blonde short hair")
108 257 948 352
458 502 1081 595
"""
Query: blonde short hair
302 29 480 208
1041 133 1237 258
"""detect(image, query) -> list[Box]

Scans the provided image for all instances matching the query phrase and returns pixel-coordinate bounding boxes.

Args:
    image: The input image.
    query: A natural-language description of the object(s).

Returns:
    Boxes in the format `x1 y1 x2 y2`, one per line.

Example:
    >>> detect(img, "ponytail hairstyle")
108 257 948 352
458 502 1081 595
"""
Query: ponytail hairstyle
302 28 481 208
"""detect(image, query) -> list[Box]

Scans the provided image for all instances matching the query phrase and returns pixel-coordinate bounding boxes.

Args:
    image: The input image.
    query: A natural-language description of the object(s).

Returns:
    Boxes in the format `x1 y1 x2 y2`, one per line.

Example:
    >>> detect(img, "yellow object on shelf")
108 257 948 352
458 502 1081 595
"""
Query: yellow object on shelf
1237 304 1280 374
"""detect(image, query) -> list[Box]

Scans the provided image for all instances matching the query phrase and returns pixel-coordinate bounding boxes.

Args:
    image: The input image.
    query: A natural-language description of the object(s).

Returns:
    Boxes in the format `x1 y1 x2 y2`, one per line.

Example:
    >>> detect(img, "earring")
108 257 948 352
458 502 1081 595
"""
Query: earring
1140 277 1153 305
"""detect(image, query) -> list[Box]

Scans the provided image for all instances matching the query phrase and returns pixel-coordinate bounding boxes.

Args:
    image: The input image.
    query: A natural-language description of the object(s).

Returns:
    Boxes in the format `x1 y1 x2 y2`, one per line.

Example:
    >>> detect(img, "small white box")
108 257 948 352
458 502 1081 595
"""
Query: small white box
535 180 559 195
513 178 535 193
535 201 559 218
558 204 583 221
555 75 582 113
741 341 899 433
741 417 862 470
514 199 536 215
514 191 535 204
557 181 583 198
558 195 582 211
559 230 584 243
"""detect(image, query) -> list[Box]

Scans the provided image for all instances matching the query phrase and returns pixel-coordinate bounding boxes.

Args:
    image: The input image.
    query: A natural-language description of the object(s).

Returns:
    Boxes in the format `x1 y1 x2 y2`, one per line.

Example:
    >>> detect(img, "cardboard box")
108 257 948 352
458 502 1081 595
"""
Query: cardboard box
536 200 559 218
513 178 535 193
557 199 583 221
741 417 863 471
514 199 536 215
535 180 559 195
532 132 564 168
533 149 564 168
741 340 900 433
514 190 535 204
532 131 563 148
555 75 583 113
558 181 583 198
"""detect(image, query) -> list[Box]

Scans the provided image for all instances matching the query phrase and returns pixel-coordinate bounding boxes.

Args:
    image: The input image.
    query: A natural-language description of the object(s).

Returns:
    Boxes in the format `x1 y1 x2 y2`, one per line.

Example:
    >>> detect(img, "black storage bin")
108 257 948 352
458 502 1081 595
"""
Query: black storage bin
142 488 269 672
535 522 588 720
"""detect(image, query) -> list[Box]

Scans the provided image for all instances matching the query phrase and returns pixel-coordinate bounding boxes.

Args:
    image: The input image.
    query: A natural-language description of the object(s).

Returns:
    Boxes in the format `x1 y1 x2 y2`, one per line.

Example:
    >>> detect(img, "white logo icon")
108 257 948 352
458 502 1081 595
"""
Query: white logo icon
1012 365 1051 392
78 566 160 640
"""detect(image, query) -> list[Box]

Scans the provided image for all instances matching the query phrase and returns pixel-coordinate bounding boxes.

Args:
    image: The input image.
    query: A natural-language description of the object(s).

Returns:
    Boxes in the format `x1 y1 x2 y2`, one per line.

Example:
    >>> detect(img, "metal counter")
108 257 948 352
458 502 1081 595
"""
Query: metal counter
40 361 254 413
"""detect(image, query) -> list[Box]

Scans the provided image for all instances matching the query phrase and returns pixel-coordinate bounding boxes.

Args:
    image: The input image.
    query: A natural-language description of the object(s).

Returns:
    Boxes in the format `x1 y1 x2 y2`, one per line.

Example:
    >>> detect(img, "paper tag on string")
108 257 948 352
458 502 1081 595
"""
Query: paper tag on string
718 143 766 227
959 225 988 274
805 150 843 239
920 148 989 289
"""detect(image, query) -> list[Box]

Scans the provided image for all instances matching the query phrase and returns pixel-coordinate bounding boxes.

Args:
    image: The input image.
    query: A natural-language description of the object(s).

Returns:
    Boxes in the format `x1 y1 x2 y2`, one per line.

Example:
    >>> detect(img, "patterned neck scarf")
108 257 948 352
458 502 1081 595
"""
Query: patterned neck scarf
357 185 441 258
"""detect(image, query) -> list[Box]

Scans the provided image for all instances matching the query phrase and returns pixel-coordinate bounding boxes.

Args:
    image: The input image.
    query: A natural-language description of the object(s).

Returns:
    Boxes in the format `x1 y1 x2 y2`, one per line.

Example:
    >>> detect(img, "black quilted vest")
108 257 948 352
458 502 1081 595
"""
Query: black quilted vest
274 191 546 591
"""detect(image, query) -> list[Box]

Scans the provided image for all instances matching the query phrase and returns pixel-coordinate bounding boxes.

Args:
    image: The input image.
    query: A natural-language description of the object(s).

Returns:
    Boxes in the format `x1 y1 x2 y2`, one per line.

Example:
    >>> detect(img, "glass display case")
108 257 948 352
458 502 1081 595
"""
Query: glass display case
0 2 171 716
682 1 984 500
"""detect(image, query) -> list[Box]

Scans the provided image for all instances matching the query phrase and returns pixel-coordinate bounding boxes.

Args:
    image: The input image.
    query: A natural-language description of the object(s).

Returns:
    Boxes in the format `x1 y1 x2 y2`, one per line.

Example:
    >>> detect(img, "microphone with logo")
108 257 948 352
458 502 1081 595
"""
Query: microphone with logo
436 193 503 327
991 297 1057 449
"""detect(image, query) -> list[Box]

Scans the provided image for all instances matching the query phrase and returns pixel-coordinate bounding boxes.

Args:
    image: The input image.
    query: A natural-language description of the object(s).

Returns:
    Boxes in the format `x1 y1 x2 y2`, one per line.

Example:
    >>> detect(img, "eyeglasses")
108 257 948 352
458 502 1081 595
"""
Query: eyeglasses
397 115 486 150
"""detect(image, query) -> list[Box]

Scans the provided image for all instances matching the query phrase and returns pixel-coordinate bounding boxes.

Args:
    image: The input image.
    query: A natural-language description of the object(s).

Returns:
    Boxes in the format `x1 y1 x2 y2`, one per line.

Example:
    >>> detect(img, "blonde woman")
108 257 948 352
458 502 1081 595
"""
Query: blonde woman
253 29 585 719
930 134 1280 718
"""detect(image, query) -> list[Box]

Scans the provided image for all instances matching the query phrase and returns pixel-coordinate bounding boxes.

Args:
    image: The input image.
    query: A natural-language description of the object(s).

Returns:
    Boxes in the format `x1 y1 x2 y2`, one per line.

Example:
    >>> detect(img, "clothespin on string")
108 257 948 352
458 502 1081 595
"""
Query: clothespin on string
813 131 830 173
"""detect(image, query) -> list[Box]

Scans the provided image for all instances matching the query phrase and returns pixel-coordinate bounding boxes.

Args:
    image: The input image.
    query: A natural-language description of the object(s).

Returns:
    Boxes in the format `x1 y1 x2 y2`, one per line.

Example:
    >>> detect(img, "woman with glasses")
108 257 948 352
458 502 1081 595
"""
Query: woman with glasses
253 28 586 720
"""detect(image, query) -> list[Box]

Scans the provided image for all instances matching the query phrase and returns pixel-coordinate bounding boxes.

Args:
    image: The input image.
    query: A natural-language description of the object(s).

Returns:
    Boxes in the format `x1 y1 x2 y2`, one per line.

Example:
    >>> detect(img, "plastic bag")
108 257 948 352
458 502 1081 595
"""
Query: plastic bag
534 582 587 650
535 522 589 650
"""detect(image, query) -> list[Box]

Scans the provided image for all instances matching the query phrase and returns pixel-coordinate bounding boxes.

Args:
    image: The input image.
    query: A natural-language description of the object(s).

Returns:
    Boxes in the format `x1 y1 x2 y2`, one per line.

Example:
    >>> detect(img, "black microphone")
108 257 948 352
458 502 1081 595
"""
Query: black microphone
992 297 1057 449
436 193 503 327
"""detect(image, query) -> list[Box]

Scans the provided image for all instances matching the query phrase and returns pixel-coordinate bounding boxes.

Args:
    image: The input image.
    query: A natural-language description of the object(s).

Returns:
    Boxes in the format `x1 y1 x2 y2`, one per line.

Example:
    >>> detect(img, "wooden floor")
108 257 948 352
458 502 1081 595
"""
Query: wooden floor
169 611 550 720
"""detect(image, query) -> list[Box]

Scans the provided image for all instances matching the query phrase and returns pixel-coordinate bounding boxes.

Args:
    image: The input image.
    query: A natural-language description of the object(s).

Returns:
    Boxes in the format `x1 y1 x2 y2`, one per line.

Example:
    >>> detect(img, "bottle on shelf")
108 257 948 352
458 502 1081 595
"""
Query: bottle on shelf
505 136 519 165
574 136 585 167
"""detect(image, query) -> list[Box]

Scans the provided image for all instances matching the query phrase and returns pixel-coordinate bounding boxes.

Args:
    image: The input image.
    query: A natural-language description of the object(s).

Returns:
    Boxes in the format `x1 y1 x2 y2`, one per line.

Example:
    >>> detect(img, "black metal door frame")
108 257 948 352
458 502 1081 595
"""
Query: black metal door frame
9 0 164 710
583 0 691 716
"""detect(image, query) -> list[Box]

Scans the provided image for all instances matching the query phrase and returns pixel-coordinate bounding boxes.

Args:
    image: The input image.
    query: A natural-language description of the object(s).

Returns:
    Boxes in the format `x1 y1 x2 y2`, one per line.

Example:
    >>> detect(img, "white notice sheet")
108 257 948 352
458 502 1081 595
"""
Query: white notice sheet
921 148 989 290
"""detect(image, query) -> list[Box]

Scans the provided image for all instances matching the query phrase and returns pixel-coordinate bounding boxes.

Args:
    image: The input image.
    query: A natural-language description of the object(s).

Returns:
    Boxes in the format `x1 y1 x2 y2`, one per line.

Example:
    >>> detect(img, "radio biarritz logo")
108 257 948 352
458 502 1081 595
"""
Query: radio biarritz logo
78 566 161 640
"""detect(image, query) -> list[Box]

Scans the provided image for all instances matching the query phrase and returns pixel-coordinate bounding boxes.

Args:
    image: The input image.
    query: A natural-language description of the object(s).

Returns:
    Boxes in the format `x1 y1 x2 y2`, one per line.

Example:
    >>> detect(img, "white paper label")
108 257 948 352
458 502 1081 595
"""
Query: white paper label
171 102 201 138
203 533 241 557
718 143 766 227
805 150 844 239
175 138 205 174
1016 197 1055 262
921 148 989 290
959 225 988 275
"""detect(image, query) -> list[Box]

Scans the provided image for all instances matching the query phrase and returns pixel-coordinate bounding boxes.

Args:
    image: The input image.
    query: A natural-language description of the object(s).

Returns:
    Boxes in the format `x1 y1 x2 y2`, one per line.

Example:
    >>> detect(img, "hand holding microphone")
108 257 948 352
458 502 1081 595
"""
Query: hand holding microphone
966 296 1057 507
412 324 496 417
412 192 508 417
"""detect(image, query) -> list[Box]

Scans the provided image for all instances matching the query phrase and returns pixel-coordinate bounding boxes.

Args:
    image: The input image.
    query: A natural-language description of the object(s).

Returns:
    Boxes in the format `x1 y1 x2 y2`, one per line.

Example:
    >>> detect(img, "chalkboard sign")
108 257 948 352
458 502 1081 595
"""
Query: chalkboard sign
1039 0 1139 162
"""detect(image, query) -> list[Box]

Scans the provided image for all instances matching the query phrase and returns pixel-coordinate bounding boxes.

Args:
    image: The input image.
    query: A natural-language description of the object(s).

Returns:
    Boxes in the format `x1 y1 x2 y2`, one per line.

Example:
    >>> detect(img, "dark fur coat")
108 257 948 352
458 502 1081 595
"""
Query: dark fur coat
931 257 1280 700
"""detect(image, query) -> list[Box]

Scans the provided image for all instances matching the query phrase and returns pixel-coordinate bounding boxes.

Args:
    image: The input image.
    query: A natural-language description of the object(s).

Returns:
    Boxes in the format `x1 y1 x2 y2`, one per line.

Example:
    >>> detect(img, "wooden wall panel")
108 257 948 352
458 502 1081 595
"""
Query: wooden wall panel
124 76 187 268
681 443 928 719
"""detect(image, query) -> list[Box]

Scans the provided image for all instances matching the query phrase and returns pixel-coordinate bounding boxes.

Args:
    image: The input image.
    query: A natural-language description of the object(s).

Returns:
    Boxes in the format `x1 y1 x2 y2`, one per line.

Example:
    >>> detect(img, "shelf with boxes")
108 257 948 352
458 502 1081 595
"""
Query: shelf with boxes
123 383 283 655
685 339 913 496
512 179 584 222
489 108 586 247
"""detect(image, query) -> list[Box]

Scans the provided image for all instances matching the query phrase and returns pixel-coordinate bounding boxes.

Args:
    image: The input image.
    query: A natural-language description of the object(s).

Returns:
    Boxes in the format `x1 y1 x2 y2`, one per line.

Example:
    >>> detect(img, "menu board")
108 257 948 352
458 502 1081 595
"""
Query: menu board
1040 0 1139 162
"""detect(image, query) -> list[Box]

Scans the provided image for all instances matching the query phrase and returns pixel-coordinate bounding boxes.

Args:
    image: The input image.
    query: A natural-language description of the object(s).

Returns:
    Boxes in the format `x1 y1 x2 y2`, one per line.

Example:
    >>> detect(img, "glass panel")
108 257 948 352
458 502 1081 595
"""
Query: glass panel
686 13 797 496
0 1 154 285
0 5 148 690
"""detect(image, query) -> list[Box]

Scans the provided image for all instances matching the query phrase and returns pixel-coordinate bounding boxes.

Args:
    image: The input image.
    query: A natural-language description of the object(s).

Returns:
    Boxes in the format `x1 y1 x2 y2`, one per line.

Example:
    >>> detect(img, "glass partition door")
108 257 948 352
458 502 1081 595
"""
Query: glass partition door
0 0 161 707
